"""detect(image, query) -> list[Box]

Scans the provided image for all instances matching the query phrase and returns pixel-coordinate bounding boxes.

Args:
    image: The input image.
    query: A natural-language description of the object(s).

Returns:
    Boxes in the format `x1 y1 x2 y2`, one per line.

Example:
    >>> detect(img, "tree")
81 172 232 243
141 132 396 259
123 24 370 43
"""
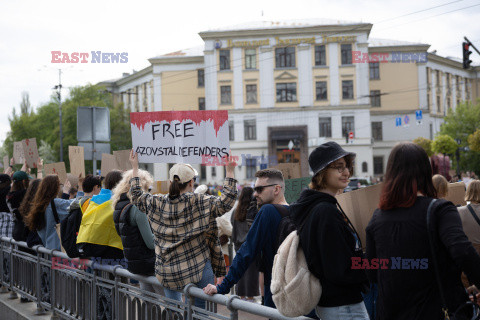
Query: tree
468 129 480 152
439 100 480 173
38 140 56 164
413 137 433 156
20 91 32 115
432 135 457 155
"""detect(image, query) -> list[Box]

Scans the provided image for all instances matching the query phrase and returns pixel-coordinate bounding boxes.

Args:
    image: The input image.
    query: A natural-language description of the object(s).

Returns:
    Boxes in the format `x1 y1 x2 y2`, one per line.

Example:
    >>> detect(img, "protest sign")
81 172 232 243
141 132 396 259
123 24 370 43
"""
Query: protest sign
446 182 466 206
155 181 171 195
336 183 383 249
130 110 229 164
113 150 132 171
284 177 311 204
3 156 9 171
22 138 39 168
100 154 118 177
45 162 67 184
66 173 79 189
13 141 24 164
273 163 301 180
69 146 85 178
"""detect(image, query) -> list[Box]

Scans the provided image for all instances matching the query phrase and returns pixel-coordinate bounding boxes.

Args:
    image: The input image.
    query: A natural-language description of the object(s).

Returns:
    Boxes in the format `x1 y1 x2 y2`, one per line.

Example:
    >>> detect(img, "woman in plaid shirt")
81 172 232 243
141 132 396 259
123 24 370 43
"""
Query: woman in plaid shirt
128 150 237 309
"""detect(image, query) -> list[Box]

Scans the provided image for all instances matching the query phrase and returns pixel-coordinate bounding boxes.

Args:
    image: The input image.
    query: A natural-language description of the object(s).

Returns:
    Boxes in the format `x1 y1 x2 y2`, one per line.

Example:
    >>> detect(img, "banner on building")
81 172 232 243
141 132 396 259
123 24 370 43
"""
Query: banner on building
22 138 39 168
130 110 229 164
45 162 67 184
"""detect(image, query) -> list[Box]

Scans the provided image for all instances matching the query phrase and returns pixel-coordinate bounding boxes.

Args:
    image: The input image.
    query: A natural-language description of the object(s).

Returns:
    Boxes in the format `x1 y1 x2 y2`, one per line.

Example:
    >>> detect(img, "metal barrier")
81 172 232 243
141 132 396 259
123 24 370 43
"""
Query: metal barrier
0 236 310 320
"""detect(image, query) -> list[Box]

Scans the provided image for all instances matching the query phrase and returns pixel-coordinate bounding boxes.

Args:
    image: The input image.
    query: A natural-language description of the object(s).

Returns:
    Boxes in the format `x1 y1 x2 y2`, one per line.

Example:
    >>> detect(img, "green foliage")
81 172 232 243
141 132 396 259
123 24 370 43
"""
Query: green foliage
3 85 131 173
413 137 433 157
468 129 480 152
432 135 457 155
38 140 56 164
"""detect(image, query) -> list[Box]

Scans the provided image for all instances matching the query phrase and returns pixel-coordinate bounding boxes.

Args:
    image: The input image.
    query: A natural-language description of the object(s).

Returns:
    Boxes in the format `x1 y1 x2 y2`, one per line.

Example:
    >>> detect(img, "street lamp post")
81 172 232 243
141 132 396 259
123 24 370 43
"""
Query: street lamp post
53 69 63 162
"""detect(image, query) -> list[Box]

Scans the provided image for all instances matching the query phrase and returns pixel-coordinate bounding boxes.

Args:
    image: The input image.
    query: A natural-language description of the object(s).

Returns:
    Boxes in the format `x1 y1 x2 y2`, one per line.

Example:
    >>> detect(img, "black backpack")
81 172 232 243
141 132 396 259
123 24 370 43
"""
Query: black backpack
60 197 90 258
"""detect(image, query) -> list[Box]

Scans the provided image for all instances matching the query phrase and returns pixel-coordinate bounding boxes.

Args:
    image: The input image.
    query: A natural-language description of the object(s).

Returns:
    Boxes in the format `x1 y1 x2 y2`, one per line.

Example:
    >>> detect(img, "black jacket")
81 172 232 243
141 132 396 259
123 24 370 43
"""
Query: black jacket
290 189 368 307
113 194 155 276
366 197 480 320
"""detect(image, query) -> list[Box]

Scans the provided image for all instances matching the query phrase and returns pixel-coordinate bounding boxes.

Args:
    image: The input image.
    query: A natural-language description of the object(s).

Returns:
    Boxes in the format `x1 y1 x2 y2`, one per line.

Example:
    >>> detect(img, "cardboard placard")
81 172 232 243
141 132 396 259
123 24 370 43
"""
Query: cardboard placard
113 150 132 172
100 153 118 177
69 146 85 178
13 141 24 164
446 182 466 206
66 173 79 189
22 138 39 168
335 183 383 249
284 177 311 204
156 181 171 195
44 162 67 184
3 156 9 171
130 110 229 164
273 163 301 180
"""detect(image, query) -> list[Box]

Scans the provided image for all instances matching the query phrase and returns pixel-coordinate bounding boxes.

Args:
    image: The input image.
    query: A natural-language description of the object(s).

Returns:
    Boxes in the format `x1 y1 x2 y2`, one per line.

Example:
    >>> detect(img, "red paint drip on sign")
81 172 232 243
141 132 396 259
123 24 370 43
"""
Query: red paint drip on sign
130 111 229 136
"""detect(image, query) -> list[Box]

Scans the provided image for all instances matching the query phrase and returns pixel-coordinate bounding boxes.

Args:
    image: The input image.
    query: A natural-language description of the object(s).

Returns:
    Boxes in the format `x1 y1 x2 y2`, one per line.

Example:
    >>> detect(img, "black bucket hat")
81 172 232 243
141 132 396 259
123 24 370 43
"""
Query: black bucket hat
309 141 356 176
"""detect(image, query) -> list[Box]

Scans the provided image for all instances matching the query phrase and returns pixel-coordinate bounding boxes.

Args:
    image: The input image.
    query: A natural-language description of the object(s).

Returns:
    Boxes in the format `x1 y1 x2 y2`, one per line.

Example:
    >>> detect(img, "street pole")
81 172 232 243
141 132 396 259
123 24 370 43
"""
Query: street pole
57 69 64 162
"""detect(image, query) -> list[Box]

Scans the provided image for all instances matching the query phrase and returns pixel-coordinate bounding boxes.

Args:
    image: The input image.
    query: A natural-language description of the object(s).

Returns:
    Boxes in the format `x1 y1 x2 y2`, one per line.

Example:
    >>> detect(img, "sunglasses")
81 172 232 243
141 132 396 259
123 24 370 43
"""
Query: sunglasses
254 184 278 194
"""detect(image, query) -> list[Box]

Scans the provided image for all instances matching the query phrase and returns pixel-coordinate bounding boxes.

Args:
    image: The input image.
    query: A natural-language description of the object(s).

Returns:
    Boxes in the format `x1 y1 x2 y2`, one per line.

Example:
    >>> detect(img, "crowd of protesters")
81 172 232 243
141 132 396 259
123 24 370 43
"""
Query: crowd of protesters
0 142 480 319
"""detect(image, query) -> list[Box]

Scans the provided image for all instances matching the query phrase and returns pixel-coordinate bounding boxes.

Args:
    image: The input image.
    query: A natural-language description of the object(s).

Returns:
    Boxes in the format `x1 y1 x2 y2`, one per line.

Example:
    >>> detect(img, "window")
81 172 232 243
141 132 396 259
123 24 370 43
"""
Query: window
342 80 354 99
456 75 460 90
211 167 216 177
437 96 441 112
246 84 257 104
362 162 368 173
246 158 256 179
245 49 256 69
430 123 433 140
220 86 231 105
244 119 256 140
427 94 431 110
447 98 451 110
369 62 379 79
275 47 296 68
457 99 460 106
197 69 205 87
276 83 297 102
200 165 206 181
341 44 352 65
319 117 332 137
220 50 230 70
436 70 440 86
446 73 451 89
426 68 430 85
314 45 326 66
198 97 205 110
370 90 381 107
229 121 234 141
373 156 384 175
315 81 328 101
342 116 354 137
372 122 383 141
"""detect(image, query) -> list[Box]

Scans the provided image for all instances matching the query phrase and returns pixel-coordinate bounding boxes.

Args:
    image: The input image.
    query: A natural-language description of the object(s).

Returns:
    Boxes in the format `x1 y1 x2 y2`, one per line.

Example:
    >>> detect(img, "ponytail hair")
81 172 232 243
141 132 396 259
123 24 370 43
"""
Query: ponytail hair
169 176 190 199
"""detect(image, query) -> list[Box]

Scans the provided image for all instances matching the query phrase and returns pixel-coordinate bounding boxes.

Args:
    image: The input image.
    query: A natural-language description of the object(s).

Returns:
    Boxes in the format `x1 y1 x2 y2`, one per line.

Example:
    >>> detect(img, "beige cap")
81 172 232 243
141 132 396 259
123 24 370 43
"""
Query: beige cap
169 163 198 183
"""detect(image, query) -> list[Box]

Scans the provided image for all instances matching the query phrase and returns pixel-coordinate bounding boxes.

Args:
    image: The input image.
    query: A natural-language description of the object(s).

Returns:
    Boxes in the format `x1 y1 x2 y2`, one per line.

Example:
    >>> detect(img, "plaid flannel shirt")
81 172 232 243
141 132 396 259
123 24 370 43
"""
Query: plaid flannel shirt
129 177 237 290
0 212 14 238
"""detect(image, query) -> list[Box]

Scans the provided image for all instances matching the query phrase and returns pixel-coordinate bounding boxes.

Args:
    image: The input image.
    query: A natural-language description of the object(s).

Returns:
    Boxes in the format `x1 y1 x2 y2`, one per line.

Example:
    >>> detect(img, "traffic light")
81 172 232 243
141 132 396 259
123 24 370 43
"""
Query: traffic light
463 42 472 69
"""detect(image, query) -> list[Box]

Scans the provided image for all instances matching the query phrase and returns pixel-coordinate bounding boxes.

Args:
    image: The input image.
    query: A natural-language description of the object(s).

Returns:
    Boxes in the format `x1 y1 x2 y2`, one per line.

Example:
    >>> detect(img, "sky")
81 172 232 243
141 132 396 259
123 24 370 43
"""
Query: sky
1 0 479 144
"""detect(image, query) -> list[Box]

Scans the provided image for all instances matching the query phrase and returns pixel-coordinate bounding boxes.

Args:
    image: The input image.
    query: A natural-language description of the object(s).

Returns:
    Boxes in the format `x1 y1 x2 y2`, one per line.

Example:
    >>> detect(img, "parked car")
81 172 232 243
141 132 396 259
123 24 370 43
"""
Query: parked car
344 178 370 193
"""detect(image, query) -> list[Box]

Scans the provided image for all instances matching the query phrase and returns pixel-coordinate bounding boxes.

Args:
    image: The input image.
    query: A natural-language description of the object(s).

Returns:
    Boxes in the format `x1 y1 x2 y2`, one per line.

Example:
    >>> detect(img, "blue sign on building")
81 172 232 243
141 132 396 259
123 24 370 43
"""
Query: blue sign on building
415 110 423 120
395 117 402 127
404 115 410 125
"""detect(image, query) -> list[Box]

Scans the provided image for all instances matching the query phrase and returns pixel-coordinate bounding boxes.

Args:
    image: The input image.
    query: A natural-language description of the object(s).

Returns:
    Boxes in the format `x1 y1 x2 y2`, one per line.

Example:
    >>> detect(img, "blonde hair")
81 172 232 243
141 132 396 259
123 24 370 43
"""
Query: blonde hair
111 169 153 208
465 179 480 203
432 174 449 199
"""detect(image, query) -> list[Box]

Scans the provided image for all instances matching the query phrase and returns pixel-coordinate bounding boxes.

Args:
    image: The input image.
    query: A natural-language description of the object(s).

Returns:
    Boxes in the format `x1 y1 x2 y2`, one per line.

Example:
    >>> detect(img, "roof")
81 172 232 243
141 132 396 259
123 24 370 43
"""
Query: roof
368 38 429 47
150 45 204 60
203 18 366 32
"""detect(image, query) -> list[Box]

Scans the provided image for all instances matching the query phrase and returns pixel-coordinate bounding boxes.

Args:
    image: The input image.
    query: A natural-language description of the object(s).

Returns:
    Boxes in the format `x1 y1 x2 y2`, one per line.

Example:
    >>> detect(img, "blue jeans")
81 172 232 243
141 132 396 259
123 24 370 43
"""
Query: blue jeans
163 260 215 310
315 301 370 320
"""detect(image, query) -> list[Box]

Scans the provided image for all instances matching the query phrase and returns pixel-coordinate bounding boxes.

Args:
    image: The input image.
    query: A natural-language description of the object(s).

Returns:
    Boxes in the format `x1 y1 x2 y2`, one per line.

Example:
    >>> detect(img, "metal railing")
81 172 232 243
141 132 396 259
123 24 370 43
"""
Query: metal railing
0 236 310 320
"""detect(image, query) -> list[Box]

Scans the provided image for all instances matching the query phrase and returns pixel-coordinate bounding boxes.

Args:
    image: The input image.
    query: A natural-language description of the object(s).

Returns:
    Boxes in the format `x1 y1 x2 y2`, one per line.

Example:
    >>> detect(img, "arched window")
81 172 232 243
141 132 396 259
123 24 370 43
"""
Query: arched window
362 161 368 173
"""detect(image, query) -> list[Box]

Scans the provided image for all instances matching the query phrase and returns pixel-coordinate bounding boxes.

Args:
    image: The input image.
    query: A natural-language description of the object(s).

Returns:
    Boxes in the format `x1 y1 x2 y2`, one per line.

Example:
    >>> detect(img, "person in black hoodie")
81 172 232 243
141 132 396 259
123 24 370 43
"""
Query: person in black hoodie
0 174 12 238
290 141 369 320
365 142 480 320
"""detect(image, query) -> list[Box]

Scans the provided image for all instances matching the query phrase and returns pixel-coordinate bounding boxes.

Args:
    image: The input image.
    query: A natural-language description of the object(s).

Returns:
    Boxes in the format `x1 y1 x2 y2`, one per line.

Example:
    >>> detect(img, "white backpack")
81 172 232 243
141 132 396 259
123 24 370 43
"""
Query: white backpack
270 230 322 317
